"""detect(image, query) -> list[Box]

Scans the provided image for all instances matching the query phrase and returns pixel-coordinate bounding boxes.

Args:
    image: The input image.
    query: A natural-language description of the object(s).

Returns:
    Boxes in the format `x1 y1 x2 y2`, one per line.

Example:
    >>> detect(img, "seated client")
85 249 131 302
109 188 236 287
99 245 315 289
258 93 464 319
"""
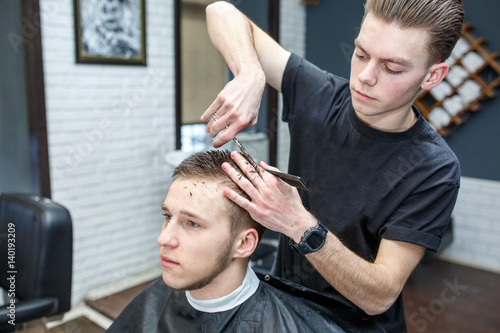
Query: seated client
106 150 361 332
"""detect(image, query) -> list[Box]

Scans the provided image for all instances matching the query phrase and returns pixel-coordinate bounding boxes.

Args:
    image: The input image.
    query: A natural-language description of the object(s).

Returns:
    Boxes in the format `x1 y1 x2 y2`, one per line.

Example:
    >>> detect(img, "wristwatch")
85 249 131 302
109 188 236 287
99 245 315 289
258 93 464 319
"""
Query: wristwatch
289 221 328 255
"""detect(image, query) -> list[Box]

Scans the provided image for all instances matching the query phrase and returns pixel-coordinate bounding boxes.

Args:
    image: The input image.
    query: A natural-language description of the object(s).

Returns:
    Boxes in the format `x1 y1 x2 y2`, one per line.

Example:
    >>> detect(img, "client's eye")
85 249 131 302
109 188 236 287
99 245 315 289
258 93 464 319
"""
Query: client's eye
188 221 199 228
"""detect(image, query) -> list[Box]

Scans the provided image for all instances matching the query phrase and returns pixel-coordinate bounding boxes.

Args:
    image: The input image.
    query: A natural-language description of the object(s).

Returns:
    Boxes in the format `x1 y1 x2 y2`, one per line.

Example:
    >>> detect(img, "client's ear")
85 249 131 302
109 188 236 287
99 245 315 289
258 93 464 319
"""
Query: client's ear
232 228 259 259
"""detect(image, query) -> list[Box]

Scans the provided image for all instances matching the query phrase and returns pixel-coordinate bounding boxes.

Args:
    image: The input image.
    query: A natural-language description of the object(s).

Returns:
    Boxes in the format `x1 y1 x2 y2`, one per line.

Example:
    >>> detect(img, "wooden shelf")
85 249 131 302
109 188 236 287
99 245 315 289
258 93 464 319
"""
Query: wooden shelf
416 23 500 137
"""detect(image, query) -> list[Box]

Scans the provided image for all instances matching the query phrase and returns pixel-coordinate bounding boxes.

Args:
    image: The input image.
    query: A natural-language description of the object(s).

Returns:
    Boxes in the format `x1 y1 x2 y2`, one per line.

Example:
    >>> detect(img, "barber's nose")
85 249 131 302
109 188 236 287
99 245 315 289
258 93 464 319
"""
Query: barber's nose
358 61 377 86
157 221 179 248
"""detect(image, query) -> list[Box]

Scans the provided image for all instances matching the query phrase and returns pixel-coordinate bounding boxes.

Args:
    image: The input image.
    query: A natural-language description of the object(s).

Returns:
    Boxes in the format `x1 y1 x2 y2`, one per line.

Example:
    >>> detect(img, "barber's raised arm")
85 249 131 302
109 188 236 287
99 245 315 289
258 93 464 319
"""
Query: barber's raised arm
201 1 291 148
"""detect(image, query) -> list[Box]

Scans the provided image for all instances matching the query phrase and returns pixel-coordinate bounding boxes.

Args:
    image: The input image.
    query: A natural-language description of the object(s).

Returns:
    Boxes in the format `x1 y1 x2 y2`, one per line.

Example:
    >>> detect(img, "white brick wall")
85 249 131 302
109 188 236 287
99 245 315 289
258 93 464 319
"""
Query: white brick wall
40 0 175 304
441 177 500 273
277 0 306 171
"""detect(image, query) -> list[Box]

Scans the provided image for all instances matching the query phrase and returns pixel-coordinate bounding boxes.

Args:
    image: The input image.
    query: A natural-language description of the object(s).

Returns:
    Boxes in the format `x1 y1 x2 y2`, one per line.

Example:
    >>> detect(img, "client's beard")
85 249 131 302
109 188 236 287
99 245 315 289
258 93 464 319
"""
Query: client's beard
172 237 235 292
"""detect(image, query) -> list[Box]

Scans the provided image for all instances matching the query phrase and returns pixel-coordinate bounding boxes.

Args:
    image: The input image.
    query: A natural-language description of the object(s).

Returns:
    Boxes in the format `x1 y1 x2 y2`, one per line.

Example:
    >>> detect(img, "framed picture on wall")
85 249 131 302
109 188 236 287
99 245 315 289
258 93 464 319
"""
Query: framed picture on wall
74 0 146 65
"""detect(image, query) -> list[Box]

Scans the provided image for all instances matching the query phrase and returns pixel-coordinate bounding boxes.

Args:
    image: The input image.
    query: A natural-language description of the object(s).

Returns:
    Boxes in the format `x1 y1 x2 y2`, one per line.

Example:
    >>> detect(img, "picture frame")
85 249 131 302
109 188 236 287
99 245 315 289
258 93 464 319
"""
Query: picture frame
74 0 146 65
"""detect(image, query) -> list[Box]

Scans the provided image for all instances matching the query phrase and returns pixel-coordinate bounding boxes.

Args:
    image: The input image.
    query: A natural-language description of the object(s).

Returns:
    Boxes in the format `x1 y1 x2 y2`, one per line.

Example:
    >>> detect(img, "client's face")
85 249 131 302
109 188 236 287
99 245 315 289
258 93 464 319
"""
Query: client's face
158 177 235 291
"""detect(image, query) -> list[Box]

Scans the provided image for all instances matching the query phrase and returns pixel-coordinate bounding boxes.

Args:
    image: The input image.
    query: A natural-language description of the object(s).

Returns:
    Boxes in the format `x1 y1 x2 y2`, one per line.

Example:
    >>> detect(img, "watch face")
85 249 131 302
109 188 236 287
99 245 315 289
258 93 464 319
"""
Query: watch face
307 231 323 249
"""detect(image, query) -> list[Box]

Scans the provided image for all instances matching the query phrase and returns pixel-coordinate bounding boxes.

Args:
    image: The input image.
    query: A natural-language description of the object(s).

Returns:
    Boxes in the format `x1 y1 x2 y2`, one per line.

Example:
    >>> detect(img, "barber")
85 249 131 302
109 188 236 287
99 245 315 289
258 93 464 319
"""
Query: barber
201 1 463 331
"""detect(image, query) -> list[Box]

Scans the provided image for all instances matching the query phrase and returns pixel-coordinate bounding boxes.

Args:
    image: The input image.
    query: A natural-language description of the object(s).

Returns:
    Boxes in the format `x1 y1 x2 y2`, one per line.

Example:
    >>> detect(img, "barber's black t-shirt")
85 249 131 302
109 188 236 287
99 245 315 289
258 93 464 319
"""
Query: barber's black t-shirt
273 53 460 331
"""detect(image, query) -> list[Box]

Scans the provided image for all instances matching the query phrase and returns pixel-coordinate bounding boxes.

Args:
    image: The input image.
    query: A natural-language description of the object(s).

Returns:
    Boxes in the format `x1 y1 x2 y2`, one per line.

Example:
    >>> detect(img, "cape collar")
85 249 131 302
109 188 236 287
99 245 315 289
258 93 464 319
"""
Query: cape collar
185 265 260 313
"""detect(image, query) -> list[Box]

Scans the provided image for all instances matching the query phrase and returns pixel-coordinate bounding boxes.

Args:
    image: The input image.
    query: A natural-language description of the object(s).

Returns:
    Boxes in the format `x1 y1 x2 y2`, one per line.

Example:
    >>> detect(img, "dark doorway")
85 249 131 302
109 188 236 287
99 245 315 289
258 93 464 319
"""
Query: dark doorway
0 0 50 197
174 0 279 165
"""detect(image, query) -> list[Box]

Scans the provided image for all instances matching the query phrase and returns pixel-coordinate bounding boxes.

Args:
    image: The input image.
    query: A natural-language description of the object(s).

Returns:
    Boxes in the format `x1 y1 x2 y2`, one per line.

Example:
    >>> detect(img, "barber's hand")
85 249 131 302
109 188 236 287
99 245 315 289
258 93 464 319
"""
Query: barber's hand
201 70 265 148
221 152 317 243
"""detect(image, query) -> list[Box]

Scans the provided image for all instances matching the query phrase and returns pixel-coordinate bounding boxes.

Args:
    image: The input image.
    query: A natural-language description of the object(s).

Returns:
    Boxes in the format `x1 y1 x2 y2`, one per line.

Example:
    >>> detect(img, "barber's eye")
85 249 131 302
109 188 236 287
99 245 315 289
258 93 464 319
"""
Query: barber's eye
162 213 172 220
188 221 199 228
385 66 402 75
355 53 367 60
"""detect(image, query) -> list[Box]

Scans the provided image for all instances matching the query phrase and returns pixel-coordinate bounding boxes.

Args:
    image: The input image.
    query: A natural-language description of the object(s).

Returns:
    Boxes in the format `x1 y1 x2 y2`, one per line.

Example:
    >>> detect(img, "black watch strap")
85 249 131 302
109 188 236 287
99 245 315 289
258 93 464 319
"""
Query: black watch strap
289 221 328 255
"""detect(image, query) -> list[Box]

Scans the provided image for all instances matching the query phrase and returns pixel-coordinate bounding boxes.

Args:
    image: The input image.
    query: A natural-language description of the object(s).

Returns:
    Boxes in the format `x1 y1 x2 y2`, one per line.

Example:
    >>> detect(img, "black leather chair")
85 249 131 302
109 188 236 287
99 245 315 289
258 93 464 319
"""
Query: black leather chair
0 193 73 332
250 230 280 275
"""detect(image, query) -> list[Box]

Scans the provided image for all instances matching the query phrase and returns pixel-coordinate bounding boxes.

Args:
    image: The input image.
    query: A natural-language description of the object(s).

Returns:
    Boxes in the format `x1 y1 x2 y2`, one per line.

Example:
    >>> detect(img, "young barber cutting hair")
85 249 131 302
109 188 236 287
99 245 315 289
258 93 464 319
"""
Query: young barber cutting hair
202 0 464 330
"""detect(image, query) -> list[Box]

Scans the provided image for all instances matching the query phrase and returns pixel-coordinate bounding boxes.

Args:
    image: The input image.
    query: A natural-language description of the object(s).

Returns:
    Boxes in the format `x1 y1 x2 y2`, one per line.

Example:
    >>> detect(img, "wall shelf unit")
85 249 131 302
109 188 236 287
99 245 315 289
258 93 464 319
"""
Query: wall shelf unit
416 23 500 137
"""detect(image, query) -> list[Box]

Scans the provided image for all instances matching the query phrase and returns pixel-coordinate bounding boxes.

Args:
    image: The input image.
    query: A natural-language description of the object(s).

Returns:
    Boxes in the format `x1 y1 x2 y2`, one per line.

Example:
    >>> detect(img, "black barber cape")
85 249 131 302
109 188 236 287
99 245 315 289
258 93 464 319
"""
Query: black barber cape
106 274 385 333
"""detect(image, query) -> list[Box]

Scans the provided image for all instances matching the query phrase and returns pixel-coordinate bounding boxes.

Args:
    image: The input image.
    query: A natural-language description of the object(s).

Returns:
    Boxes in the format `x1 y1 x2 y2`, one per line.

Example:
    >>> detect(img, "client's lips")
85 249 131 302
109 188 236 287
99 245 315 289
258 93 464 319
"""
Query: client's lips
354 89 375 101
160 255 179 268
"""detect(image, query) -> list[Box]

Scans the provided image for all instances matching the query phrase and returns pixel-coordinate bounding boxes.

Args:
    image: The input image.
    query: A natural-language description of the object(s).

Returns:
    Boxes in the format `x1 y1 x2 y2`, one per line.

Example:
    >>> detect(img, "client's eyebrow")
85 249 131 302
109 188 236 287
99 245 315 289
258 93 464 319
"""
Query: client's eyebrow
354 39 413 67
179 209 202 220
161 204 203 221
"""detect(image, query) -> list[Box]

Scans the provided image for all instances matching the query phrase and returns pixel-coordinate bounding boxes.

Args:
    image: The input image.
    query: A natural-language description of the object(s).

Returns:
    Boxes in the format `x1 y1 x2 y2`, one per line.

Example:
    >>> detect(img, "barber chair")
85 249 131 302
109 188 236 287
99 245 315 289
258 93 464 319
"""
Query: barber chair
0 193 73 332
250 230 280 275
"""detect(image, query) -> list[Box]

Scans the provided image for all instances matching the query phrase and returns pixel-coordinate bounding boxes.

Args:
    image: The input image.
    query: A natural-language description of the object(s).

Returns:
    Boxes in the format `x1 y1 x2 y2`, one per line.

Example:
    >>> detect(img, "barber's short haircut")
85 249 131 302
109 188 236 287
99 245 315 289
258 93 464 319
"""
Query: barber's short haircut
364 0 465 66
173 150 266 240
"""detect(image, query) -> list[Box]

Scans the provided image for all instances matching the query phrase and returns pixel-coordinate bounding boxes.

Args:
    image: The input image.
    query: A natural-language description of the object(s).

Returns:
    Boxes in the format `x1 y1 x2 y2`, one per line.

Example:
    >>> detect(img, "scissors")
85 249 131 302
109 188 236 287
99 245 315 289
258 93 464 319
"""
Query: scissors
210 114 308 190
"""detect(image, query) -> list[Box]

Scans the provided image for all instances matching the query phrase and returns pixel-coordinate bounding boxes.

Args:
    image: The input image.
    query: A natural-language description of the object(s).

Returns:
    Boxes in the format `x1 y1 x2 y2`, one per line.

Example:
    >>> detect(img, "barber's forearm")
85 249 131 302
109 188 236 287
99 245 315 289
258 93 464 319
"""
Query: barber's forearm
306 233 402 316
206 2 265 81
284 211 401 315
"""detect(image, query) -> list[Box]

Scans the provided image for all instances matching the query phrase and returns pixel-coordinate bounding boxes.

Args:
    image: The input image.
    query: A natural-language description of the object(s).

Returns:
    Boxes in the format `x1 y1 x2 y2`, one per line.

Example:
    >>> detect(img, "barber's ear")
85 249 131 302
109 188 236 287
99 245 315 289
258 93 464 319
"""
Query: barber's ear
233 228 259 259
421 62 449 91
